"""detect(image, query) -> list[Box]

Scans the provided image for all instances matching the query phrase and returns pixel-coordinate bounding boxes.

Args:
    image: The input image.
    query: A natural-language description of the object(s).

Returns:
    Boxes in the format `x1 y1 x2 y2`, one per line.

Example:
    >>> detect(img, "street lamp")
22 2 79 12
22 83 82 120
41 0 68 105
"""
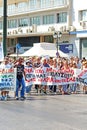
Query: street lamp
53 31 62 58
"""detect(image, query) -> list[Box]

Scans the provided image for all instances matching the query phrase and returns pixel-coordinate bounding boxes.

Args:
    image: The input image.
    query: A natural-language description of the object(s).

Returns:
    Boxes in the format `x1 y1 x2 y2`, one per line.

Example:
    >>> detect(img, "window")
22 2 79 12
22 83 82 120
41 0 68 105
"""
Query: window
54 0 65 5
0 21 2 29
0 6 3 16
44 36 53 43
81 39 87 58
8 19 17 28
18 2 27 11
11 39 15 46
43 15 54 24
36 0 41 8
80 10 87 21
30 0 36 10
41 0 66 8
57 12 67 23
41 0 50 8
18 18 29 27
30 16 40 26
8 4 15 14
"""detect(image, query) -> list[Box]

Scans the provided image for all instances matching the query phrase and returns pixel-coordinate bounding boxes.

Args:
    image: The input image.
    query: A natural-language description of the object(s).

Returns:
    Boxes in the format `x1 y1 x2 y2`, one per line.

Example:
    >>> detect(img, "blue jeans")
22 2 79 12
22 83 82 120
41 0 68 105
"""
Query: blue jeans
70 84 77 92
62 85 68 92
16 77 25 97
25 85 32 93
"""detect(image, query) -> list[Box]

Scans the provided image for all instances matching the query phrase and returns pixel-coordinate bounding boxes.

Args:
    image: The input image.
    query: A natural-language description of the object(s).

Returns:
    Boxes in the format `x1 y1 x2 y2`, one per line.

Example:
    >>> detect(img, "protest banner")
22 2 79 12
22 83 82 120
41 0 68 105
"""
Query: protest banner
0 68 16 90
24 67 78 86
77 69 87 85
0 42 4 61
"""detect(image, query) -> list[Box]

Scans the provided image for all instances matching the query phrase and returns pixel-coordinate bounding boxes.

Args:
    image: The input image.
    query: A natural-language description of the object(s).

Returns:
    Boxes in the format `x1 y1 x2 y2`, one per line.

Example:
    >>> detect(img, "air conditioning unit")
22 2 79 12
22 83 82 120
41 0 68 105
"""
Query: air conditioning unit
66 26 70 32
26 28 32 33
70 26 76 31
60 26 63 32
48 26 55 32
8 31 11 35
26 29 29 33
62 26 66 32
32 24 37 32
18 28 23 33
13 30 18 34
48 27 51 32
80 21 86 28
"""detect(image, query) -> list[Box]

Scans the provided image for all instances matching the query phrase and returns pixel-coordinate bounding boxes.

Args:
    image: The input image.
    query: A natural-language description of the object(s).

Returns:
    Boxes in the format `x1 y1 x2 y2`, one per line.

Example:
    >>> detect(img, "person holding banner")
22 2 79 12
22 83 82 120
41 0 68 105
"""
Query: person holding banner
81 61 87 94
14 57 26 100
34 57 42 94
41 57 50 94
25 60 33 94
61 59 70 95
0 57 13 100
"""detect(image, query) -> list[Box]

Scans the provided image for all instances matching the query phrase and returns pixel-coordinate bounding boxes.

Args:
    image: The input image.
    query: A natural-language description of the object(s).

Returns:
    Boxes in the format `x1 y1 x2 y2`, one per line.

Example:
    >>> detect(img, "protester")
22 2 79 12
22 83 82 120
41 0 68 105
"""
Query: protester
33 57 42 94
0 57 13 100
24 60 33 95
14 57 26 100
0 55 87 101
41 57 50 94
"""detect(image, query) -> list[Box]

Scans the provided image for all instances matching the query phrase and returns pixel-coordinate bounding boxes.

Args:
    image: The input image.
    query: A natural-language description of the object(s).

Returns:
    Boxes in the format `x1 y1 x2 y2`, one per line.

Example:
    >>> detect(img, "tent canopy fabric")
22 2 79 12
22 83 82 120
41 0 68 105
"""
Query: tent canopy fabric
9 53 22 57
21 42 69 58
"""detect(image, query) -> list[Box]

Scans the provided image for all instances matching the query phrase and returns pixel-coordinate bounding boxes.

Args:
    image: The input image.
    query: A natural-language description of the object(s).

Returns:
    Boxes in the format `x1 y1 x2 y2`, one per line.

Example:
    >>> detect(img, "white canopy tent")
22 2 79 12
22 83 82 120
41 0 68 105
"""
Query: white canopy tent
21 42 69 58
9 53 22 57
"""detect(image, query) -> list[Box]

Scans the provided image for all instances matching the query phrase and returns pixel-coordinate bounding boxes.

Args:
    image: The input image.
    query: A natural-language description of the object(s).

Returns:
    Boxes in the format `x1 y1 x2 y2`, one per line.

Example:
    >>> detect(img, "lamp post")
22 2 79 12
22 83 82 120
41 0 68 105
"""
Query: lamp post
53 31 62 58
3 0 7 57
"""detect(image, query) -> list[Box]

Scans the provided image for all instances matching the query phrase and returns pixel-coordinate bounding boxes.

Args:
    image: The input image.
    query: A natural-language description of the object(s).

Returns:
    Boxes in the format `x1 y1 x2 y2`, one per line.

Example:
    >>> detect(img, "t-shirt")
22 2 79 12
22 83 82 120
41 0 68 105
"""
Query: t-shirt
34 62 42 68
17 64 24 80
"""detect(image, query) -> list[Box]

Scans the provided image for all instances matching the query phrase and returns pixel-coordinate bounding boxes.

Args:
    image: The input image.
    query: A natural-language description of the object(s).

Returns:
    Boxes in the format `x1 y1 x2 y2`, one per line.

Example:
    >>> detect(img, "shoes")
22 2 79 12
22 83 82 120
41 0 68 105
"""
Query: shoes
7 95 11 98
43 91 47 94
20 96 26 100
1 96 7 101
4 96 7 101
15 96 19 100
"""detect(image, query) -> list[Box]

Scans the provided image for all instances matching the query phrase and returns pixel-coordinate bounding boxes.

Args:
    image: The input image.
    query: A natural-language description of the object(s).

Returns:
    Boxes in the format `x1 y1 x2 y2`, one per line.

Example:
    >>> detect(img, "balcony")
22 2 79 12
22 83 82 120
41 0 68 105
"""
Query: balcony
5 0 69 16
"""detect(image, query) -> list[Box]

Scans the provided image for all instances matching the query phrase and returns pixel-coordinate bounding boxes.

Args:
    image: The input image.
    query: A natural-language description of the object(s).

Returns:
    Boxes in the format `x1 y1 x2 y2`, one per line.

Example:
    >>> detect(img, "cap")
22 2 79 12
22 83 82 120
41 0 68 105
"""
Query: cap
26 60 32 65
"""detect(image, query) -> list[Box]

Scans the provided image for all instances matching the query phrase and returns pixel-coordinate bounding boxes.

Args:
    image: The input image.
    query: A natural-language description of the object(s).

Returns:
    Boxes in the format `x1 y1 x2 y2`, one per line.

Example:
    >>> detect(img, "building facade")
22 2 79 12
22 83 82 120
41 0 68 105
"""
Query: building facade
0 0 87 58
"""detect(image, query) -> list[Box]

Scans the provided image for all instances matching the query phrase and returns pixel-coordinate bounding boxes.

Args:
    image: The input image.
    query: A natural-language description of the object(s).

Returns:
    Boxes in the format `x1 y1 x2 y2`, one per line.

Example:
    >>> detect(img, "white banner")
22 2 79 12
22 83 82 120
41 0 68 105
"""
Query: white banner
24 67 78 86
0 68 16 90
0 42 4 61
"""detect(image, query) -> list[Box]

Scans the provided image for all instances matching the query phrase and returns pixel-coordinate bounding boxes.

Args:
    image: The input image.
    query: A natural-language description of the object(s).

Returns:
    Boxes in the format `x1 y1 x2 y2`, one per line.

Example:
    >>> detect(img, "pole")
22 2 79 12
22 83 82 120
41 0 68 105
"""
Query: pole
17 48 19 59
3 0 7 57
56 34 59 58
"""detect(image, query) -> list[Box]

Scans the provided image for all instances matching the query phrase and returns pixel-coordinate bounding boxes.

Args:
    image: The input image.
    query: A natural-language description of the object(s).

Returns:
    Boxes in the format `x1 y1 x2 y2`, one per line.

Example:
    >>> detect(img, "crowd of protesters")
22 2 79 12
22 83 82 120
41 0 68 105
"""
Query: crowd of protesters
0 55 87 101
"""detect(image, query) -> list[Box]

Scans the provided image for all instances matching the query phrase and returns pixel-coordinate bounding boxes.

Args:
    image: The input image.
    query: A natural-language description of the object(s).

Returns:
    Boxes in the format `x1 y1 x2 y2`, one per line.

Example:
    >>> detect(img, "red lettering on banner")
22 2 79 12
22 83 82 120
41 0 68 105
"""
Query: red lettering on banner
32 78 36 82
26 78 36 82
78 70 87 77
8 69 14 73
38 78 44 82
35 69 44 74
70 69 74 75
55 79 61 83
26 79 32 82
61 78 68 82
24 68 33 73
68 77 75 82
46 68 52 73
0 69 14 74
43 77 53 82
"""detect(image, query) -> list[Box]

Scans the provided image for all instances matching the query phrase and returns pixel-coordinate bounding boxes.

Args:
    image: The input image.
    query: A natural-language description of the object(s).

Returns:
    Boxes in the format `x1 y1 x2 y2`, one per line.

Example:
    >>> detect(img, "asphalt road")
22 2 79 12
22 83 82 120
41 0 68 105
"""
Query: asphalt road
0 94 87 130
